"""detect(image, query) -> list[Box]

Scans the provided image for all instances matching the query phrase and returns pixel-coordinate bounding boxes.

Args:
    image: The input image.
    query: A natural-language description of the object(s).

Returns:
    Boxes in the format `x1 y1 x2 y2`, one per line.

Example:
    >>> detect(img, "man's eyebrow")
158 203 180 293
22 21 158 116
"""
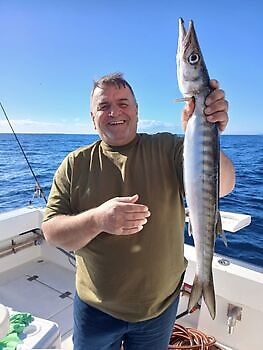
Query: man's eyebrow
97 98 129 106
97 101 109 106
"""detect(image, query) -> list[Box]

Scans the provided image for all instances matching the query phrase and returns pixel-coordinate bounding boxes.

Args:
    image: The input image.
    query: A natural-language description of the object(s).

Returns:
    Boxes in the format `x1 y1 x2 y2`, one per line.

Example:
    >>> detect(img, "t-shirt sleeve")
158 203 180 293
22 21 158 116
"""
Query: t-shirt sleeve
43 154 73 222
173 136 184 195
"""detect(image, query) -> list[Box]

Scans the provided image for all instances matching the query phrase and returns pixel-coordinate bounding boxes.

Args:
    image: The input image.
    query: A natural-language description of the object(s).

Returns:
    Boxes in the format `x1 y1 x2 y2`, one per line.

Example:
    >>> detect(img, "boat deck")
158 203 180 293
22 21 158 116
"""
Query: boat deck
1 208 262 350
0 257 75 349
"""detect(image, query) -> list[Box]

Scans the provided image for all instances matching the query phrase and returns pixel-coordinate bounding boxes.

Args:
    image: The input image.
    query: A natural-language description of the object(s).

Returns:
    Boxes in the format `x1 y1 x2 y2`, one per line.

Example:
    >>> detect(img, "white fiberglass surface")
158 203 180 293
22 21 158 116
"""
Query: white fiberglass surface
0 259 75 338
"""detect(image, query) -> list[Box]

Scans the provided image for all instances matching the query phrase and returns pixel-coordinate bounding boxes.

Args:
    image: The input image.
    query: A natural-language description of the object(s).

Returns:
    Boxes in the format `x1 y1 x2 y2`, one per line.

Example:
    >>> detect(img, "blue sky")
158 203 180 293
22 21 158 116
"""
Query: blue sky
0 0 262 135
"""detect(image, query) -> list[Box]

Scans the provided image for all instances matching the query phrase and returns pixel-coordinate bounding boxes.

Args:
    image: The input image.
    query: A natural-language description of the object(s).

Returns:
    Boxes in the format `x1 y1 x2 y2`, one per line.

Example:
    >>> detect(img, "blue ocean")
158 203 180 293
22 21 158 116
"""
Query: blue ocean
0 133 262 268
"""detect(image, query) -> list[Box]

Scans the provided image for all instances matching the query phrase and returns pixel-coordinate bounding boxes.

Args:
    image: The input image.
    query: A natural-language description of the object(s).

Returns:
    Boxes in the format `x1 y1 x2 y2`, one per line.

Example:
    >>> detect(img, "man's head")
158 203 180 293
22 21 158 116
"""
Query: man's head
90 73 138 146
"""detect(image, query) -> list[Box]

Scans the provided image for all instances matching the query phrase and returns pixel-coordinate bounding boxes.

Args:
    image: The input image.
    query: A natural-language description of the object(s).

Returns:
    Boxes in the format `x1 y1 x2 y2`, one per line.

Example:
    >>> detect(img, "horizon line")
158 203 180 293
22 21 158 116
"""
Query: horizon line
0 132 262 136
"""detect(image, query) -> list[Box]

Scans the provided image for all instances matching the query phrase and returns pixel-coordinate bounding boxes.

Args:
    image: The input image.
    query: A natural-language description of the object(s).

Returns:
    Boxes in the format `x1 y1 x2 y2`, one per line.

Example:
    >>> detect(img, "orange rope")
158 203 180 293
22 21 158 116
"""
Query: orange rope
120 323 220 350
169 324 220 350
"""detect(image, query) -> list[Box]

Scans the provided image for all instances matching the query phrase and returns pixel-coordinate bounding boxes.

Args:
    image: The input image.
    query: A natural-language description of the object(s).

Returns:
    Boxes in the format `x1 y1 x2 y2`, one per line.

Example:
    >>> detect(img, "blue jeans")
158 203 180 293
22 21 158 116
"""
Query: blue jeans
73 293 179 350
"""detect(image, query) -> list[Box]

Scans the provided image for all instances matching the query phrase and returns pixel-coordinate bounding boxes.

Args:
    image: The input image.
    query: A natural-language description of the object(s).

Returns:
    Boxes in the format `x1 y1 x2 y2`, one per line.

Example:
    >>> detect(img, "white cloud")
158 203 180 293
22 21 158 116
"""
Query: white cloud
138 119 180 134
1 116 259 135
0 119 95 134
0 117 181 135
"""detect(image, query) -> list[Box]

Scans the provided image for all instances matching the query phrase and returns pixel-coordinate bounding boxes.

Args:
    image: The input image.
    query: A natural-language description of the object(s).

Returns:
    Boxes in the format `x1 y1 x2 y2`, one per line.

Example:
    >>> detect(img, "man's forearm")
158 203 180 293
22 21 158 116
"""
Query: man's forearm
41 208 101 251
219 150 235 197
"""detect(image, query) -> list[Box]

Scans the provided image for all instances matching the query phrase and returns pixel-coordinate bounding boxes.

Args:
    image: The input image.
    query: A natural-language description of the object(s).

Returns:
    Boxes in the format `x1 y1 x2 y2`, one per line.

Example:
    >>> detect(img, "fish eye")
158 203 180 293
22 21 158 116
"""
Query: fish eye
188 53 200 65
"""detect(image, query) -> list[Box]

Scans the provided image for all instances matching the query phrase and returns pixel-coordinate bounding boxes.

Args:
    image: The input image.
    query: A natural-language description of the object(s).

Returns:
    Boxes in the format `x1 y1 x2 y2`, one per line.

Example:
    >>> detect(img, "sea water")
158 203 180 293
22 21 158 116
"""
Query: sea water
0 133 262 267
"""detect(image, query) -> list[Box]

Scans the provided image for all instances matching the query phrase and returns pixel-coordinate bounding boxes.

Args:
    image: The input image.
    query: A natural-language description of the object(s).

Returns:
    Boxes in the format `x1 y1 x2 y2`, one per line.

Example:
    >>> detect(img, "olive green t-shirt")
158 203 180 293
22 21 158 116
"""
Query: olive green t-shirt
44 133 186 322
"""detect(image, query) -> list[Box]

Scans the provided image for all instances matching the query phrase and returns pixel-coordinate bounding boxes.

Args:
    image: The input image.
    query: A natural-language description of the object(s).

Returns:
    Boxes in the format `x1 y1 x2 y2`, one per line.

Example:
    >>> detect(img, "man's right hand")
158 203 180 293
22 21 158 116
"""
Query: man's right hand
96 194 151 235
42 194 150 251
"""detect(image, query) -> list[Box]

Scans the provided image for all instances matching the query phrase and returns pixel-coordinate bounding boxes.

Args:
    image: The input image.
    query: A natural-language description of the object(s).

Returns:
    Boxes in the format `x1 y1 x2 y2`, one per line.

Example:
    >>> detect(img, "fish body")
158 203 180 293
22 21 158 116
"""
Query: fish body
176 18 222 319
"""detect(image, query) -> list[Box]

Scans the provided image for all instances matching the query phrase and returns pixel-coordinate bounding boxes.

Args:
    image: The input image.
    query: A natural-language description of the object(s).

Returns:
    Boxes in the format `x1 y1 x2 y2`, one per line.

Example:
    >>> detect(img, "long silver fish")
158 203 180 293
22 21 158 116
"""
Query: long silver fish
176 18 223 319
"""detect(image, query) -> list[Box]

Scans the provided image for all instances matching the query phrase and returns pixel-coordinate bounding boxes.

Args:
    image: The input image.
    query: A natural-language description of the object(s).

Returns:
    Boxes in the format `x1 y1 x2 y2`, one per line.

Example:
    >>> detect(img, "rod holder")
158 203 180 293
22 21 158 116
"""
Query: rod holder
227 304 242 334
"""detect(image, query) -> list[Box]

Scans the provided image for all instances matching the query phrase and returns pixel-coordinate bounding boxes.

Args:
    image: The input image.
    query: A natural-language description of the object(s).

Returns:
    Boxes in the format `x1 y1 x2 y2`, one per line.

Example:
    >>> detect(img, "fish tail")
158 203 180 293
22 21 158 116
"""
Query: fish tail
188 274 216 319
203 274 216 319
188 275 202 313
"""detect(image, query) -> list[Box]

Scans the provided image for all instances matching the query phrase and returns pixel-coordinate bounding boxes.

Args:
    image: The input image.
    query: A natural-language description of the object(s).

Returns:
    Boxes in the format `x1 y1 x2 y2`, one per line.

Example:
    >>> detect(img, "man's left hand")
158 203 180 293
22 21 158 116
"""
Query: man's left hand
181 79 229 132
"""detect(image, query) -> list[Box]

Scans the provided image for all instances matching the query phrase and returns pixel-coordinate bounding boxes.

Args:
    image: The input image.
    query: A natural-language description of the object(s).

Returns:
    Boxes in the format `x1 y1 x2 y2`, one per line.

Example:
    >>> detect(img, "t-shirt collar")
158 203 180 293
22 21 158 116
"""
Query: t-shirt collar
100 134 140 152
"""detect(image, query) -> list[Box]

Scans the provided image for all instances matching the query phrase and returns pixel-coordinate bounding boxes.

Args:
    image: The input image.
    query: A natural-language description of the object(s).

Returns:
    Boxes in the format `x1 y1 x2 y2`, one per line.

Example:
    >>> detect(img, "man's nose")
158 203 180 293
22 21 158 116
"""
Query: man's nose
109 106 121 117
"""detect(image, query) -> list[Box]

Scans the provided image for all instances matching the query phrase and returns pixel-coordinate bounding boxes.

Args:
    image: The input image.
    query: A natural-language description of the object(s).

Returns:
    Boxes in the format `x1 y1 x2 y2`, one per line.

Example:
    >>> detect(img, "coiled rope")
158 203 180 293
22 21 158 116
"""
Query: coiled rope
169 324 220 349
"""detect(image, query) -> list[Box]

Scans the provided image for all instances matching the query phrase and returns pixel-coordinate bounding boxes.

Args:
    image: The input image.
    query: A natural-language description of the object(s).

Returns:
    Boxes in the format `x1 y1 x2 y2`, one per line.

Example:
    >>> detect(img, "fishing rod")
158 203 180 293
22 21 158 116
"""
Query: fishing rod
0 101 47 204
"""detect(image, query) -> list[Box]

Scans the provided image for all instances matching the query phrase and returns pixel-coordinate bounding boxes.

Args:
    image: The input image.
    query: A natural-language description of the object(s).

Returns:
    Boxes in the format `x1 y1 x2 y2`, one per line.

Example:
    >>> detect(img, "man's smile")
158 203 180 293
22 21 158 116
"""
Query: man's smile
108 120 126 126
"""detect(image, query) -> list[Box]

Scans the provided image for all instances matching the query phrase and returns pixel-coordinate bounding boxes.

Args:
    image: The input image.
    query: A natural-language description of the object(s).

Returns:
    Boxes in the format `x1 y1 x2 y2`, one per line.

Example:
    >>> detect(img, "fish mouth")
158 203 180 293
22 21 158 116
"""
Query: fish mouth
178 18 200 52
178 17 187 42
177 17 210 94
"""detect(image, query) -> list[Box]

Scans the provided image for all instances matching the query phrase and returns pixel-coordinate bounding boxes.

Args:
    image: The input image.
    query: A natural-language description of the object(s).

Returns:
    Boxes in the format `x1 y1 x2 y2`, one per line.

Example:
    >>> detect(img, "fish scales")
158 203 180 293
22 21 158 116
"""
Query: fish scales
176 18 222 319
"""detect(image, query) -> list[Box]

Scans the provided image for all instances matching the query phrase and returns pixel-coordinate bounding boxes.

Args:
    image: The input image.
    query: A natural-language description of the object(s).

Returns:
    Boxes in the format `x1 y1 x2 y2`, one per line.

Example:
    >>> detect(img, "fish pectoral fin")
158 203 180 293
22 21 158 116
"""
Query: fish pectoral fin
188 219 193 237
221 231 228 247
188 275 202 313
216 212 228 247
203 276 216 320
216 211 223 234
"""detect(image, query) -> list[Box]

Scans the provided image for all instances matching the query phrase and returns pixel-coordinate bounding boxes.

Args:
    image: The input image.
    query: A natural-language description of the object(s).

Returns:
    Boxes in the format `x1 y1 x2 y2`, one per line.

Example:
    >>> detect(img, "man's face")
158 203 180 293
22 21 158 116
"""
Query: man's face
91 84 138 146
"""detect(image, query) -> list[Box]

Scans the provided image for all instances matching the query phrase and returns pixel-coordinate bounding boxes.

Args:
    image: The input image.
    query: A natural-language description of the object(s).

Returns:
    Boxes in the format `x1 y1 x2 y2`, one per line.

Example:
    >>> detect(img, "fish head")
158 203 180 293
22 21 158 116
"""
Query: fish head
176 18 210 97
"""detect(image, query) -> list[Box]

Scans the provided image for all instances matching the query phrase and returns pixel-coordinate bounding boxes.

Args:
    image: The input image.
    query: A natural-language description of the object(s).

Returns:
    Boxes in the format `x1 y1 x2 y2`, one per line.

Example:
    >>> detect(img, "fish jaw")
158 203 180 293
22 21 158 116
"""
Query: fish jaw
176 18 210 98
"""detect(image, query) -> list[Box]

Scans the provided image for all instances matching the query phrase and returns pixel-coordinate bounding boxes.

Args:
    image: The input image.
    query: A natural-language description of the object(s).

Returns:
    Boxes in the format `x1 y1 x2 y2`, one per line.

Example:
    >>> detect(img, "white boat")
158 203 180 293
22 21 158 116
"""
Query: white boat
0 206 262 350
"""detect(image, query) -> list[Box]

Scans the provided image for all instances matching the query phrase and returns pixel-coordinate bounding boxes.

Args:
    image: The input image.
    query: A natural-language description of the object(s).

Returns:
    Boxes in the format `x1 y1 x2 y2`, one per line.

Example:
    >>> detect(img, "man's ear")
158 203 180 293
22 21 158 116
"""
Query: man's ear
90 112 96 130
136 103 139 121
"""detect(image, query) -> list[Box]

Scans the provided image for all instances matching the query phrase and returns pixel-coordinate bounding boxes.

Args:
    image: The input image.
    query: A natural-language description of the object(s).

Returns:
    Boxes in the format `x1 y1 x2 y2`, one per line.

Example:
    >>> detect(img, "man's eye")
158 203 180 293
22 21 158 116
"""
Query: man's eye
119 103 128 108
98 104 109 111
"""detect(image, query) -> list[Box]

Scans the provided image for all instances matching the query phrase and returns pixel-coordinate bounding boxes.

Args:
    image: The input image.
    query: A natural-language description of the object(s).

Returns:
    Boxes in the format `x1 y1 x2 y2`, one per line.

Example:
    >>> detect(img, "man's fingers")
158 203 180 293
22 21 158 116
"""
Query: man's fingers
209 79 219 90
120 203 150 214
181 79 229 134
184 97 195 118
205 99 228 115
117 195 149 211
121 226 144 235
205 89 226 106
181 97 195 132
125 211 151 220
207 112 228 132
124 217 149 229
117 194 139 203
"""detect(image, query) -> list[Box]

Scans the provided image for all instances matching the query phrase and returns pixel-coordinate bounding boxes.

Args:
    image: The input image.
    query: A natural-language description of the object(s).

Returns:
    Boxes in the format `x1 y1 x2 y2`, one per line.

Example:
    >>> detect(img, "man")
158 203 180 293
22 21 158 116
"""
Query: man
42 73 235 350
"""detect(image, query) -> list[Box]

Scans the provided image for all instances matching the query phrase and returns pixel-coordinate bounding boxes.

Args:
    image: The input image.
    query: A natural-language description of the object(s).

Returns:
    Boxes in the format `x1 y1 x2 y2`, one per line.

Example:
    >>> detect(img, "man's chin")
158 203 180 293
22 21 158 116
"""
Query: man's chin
101 132 136 146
